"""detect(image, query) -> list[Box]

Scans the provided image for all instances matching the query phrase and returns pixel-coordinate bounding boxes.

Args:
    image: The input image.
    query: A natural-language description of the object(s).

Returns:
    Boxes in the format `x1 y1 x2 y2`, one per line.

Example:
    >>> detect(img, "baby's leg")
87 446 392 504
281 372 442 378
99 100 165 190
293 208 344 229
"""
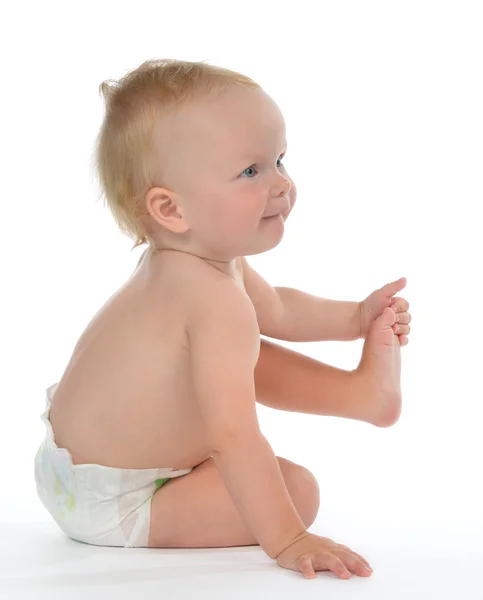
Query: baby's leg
254 308 401 427
148 456 319 549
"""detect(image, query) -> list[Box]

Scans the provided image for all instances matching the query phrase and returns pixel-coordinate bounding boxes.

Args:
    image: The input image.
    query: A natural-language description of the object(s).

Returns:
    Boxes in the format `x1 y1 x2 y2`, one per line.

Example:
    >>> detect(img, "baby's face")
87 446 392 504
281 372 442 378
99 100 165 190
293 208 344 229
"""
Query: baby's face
153 86 296 259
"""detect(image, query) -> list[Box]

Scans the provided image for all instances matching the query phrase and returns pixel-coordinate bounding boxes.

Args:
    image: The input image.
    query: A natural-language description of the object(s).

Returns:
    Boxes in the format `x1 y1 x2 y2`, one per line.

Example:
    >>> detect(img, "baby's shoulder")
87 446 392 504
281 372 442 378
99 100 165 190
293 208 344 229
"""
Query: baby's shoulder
142 250 224 311
157 253 246 321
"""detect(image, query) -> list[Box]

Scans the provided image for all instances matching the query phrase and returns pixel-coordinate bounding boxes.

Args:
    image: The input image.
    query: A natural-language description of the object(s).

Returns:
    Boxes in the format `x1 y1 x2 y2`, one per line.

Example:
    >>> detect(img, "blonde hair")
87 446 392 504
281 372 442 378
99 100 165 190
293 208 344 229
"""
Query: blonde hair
92 58 261 250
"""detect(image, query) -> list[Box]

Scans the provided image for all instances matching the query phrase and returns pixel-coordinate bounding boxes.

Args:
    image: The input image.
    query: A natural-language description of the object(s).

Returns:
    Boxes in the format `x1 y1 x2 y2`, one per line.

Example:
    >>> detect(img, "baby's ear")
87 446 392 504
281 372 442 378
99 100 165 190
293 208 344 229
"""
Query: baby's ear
145 187 190 233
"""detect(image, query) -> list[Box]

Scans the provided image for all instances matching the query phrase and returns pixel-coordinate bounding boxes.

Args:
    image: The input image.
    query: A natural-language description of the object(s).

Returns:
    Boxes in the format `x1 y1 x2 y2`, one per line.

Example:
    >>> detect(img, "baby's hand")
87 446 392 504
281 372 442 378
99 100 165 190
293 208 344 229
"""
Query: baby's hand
360 277 411 345
390 297 411 346
275 531 373 580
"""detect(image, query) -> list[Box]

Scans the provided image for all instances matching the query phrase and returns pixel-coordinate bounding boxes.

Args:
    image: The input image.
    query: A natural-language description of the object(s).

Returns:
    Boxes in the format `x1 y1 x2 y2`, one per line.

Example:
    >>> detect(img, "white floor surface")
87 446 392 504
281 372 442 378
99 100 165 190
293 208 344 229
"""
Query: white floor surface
1 516 481 599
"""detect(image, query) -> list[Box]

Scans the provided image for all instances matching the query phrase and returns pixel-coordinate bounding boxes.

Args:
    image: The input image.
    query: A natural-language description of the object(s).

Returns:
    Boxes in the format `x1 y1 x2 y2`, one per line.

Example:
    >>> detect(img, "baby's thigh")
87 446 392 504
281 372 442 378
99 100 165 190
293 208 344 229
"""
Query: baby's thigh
148 456 320 549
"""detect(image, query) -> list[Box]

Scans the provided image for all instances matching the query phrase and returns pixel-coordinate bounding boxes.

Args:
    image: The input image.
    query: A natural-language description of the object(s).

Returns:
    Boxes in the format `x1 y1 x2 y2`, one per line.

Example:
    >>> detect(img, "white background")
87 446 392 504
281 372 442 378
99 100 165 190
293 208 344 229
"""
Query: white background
1 0 482 596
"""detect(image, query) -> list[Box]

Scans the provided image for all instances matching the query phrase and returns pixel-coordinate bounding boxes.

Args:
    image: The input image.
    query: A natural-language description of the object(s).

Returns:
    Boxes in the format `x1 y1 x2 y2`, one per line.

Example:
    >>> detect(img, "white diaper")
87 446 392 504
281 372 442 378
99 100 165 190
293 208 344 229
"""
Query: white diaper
34 383 193 547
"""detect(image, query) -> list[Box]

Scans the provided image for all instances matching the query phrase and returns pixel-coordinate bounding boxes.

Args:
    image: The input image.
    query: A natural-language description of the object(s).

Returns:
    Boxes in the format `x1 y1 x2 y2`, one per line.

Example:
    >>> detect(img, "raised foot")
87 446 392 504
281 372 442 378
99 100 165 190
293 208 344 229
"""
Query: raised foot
353 307 402 427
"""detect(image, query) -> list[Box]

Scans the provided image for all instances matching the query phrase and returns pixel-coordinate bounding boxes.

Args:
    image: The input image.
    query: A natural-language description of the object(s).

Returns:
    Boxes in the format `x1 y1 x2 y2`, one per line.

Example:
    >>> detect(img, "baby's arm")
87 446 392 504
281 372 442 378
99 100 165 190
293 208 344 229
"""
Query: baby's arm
270 287 361 342
188 278 307 559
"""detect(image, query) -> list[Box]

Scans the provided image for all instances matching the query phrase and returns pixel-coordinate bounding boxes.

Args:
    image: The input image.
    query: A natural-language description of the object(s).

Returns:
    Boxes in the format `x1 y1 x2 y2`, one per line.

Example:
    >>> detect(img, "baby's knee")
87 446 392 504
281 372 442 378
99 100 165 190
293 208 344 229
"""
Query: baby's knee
298 466 320 527
277 457 320 528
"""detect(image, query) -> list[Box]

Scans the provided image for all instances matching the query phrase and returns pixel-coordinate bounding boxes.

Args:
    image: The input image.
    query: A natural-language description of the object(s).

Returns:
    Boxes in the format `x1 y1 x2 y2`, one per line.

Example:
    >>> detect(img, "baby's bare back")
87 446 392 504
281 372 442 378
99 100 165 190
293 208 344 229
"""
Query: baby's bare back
49 249 244 470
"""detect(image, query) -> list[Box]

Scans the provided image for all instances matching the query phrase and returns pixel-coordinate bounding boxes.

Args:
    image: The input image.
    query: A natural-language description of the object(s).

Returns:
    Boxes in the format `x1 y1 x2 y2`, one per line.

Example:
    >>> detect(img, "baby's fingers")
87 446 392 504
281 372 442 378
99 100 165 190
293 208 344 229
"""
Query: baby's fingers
299 557 317 579
390 297 410 313
321 553 352 578
306 552 352 579
336 550 373 577
336 544 372 570
398 334 409 346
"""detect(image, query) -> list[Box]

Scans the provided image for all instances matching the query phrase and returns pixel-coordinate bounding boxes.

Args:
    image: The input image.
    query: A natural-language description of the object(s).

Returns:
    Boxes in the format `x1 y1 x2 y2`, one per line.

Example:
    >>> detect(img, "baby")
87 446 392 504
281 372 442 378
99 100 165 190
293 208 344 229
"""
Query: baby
34 59 411 581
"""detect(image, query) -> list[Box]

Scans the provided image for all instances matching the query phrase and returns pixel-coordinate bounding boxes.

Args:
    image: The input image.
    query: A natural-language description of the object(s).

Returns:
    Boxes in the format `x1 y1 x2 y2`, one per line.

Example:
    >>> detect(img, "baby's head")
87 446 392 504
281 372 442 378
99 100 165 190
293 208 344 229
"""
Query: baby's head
93 59 296 262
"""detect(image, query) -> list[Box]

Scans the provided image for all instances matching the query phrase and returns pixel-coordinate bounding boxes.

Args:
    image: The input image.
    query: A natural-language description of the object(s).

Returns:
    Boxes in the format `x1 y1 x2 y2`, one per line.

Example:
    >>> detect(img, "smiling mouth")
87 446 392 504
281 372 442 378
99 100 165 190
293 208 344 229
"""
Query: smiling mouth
264 210 289 221
263 211 284 220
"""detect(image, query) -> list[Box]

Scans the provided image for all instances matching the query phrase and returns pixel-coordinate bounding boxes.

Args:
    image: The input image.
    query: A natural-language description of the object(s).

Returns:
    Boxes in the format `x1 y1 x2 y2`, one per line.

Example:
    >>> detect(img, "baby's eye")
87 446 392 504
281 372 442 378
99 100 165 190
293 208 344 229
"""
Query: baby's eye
241 157 285 178
242 166 258 178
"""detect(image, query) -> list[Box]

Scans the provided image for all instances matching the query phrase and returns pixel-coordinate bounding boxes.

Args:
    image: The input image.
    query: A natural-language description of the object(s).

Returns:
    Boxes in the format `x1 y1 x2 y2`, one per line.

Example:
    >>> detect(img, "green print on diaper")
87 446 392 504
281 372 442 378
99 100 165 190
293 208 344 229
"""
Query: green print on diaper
53 476 76 522
154 478 169 491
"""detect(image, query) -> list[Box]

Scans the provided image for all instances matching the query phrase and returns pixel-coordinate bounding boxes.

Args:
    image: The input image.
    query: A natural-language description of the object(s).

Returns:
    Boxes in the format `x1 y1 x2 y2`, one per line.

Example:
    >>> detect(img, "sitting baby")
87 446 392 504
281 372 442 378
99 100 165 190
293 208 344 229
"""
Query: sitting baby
34 58 411 581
